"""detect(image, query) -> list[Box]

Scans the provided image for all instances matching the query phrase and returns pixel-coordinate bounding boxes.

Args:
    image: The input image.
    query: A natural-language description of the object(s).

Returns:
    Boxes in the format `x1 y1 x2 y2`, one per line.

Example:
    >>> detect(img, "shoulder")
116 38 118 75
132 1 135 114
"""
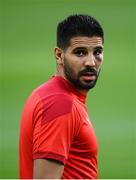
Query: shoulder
39 93 73 122
26 91 73 124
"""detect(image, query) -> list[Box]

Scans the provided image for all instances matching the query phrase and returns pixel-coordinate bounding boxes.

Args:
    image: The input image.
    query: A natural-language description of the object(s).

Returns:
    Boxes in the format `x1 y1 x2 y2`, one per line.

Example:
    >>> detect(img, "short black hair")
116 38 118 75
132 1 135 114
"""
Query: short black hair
57 14 104 50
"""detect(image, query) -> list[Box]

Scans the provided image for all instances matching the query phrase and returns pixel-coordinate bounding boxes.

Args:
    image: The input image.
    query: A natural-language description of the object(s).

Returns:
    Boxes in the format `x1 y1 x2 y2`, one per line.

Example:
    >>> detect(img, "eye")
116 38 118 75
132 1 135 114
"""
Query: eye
94 49 102 56
74 49 87 57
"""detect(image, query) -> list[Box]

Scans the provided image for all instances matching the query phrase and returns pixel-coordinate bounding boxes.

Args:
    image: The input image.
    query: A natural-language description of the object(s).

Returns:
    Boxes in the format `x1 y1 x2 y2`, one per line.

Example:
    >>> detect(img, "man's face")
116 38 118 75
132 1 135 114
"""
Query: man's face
62 36 104 91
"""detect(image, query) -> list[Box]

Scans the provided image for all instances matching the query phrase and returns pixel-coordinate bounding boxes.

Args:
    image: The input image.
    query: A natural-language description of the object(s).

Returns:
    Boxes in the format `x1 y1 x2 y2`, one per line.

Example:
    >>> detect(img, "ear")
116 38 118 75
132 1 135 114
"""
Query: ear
54 47 64 65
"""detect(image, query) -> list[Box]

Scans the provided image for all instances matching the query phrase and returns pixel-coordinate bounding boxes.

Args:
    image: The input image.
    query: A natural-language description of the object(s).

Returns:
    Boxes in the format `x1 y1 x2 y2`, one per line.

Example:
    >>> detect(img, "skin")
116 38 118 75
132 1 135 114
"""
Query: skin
55 36 104 95
33 159 64 179
33 36 104 179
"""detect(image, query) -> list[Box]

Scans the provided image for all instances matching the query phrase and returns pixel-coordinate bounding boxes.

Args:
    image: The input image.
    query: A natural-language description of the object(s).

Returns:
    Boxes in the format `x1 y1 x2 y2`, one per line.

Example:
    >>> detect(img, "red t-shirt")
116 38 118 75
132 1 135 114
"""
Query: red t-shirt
19 75 98 179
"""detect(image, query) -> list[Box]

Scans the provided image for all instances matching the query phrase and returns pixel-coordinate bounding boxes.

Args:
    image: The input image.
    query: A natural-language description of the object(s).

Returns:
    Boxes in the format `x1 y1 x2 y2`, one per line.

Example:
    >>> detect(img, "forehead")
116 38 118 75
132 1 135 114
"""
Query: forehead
69 36 103 49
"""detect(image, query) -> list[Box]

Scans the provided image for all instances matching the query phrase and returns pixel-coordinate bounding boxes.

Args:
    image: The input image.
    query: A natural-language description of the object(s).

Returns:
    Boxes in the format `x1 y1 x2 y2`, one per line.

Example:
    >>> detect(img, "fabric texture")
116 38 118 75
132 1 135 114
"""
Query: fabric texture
19 75 98 179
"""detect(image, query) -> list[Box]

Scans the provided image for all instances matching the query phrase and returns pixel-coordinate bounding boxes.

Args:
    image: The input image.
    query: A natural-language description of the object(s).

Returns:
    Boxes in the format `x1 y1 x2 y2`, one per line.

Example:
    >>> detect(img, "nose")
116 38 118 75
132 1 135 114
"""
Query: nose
84 54 95 67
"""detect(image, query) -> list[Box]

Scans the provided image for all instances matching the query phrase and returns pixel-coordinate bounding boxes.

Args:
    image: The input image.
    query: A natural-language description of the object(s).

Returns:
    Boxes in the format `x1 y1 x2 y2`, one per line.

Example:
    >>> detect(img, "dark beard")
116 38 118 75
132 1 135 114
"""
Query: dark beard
63 61 100 90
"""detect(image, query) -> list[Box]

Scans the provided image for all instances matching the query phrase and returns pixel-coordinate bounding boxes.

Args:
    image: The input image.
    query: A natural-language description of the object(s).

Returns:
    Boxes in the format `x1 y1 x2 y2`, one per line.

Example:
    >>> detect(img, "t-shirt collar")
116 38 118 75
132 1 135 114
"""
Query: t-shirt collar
53 75 87 103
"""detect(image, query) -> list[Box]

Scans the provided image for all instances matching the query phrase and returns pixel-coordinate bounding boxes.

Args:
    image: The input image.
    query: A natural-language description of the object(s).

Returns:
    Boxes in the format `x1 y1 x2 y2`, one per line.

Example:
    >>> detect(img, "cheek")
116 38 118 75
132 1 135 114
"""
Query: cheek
96 54 103 62
65 55 82 73
96 63 102 72
72 63 82 75
96 57 103 70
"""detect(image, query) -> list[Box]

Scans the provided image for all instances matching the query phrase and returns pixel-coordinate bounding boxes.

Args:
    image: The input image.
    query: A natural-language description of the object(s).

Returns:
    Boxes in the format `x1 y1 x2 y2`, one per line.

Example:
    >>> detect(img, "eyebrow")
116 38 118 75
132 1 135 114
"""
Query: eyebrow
72 47 87 51
94 46 104 50
72 46 104 51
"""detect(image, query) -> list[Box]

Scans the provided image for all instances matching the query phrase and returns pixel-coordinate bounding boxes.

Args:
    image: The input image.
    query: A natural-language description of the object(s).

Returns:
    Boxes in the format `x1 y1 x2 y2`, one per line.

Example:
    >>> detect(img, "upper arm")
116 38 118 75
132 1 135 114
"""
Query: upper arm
33 95 74 162
33 159 64 179
32 94 79 178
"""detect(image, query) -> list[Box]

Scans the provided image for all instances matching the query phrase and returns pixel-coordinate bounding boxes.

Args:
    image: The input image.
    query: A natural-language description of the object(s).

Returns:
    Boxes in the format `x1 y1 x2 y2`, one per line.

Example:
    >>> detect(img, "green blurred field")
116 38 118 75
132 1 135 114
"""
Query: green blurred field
0 0 136 178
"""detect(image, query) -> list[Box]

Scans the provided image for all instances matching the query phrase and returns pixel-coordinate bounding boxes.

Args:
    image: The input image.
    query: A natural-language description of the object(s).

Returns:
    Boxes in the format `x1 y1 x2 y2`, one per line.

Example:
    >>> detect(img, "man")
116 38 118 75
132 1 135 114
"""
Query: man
19 14 104 179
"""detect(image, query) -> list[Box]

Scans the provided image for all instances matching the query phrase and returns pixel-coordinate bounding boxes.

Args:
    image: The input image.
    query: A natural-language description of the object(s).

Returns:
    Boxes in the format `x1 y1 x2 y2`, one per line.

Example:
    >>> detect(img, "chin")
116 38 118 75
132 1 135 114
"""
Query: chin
77 82 95 90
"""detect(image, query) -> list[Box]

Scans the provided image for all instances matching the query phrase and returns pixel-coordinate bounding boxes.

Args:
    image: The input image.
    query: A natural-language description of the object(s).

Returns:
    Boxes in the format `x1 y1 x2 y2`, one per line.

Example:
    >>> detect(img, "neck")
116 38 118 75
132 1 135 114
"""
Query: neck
55 72 89 96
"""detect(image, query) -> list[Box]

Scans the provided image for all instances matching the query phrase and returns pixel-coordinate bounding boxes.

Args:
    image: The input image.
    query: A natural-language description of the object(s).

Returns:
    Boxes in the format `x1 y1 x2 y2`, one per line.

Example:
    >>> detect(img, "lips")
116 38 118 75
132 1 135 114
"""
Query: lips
82 72 96 76
81 72 96 81
79 68 97 81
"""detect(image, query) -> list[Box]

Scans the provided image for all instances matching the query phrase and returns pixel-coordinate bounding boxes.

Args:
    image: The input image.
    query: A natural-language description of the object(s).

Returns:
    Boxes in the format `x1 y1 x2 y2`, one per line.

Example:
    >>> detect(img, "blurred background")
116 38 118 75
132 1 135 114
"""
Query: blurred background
0 0 136 178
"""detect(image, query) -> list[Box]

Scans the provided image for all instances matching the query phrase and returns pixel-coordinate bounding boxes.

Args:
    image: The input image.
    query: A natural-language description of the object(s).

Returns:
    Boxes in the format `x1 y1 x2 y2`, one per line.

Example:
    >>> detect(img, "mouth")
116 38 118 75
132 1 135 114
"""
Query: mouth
81 72 96 81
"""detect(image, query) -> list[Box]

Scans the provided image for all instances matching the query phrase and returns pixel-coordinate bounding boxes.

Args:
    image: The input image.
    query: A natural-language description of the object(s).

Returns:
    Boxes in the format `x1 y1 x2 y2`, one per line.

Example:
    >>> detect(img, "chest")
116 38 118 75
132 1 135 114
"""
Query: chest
71 104 98 157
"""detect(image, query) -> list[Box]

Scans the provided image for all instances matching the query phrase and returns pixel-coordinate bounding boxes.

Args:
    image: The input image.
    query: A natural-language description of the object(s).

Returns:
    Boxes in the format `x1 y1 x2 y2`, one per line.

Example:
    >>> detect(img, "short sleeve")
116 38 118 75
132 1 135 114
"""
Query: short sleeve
32 94 77 164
